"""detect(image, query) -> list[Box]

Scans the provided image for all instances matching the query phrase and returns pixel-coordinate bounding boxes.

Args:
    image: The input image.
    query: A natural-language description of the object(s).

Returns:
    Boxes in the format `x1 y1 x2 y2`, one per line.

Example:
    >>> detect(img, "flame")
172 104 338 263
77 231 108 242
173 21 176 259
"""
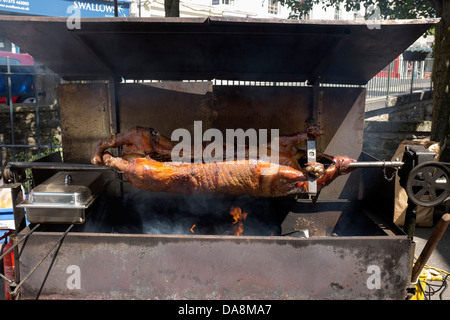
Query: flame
229 207 247 236
190 224 196 234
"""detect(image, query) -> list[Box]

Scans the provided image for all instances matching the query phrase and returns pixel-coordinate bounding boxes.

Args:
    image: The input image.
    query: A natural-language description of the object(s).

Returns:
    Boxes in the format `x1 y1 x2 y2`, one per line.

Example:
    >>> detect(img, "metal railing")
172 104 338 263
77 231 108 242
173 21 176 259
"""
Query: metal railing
366 57 434 100
0 57 62 187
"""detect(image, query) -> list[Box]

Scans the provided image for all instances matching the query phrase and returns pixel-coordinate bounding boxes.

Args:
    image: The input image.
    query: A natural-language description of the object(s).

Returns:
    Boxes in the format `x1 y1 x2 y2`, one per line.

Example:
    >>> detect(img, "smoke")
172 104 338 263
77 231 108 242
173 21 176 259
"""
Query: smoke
82 186 290 236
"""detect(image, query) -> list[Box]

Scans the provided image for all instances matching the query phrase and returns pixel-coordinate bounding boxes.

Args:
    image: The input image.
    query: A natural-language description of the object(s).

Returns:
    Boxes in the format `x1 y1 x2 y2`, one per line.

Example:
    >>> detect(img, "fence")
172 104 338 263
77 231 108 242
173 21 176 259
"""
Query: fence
366 57 433 100
126 57 434 99
0 56 62 190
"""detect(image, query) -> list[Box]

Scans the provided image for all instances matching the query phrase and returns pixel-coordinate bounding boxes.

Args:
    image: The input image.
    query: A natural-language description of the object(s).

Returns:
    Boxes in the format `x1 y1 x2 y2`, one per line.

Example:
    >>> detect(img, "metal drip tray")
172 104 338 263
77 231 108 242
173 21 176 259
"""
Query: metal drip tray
18 171 109 224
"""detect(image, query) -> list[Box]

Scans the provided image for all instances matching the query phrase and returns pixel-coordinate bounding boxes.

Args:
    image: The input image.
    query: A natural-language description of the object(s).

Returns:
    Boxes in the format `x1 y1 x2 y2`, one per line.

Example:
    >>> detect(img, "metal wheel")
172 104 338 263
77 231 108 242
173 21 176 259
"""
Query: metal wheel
406 162 450 207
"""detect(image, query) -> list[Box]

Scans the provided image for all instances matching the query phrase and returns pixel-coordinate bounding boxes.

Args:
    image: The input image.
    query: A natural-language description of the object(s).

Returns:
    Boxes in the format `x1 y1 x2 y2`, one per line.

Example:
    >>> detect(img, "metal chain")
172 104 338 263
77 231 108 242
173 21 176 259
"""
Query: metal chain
383 161 398 182
380 161 450 183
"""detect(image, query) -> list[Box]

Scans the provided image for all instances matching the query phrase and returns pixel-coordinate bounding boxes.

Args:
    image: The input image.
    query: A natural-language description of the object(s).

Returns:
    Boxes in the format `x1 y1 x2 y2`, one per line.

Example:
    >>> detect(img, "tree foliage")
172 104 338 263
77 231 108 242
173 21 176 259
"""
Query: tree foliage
280 0 450 156
278 0 437 19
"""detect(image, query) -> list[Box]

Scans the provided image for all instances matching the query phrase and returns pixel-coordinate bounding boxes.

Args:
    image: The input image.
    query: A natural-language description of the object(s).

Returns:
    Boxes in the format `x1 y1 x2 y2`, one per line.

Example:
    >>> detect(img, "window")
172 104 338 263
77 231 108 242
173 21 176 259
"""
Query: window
302 6 312 19
334 7 341 20
213 0 234 5
0 57 21 66
268 0 278 14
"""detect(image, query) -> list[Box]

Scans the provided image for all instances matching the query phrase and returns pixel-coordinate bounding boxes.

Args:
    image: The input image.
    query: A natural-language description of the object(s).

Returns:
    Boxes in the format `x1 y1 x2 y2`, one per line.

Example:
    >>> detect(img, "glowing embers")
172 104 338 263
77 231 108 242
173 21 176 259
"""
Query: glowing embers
189 207 248 236
229 206 248 236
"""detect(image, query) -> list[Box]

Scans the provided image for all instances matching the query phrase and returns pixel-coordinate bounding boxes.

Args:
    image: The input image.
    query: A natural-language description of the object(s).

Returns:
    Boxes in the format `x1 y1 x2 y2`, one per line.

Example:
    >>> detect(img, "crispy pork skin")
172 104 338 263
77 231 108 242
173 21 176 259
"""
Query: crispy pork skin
91 126 323 170
92 126 355 197
92 127 176 164
98 153 355 197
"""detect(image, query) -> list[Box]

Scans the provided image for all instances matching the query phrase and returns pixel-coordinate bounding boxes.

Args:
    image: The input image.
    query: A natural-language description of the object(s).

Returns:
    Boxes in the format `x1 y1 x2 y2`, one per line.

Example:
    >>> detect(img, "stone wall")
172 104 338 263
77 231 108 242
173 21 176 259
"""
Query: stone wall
1 67 61 170
0 103 61 168
363 90 434 161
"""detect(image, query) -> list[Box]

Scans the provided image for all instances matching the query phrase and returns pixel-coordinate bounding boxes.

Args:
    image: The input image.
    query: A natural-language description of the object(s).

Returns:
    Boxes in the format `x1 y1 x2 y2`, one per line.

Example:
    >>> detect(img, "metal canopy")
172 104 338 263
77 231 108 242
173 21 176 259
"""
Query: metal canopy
0 16 437 84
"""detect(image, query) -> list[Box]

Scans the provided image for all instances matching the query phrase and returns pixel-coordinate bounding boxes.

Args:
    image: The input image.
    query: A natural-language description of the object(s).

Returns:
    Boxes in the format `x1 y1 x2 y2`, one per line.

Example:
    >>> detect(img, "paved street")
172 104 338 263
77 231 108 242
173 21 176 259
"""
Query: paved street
413 224 450 300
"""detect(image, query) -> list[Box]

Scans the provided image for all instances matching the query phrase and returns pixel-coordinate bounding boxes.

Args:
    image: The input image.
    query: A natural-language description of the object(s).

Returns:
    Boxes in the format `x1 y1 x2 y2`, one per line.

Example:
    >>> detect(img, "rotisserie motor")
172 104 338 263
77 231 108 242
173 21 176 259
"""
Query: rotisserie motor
91 126 356 197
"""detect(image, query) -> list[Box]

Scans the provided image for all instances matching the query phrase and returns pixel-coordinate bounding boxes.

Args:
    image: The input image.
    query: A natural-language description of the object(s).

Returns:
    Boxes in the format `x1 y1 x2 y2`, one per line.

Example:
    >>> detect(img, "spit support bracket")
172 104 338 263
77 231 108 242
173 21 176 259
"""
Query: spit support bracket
306 86 324 197
305 121 320 198
307 136 317 196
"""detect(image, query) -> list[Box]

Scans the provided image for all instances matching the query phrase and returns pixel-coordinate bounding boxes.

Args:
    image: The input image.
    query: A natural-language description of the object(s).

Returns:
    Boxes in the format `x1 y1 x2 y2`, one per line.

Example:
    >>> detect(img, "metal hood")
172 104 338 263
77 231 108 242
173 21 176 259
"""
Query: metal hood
0 16 437 84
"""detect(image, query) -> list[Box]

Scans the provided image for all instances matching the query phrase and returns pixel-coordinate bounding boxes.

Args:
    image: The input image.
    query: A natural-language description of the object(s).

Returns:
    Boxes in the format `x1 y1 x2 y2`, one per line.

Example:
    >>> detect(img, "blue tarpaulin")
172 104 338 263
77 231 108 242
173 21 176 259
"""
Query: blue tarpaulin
0 0 130 17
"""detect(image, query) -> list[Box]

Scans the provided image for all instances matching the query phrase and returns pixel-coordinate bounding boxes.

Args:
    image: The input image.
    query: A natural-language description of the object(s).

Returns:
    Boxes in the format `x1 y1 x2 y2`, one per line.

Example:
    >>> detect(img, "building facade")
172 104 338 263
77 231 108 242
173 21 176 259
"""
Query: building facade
130 0 291 18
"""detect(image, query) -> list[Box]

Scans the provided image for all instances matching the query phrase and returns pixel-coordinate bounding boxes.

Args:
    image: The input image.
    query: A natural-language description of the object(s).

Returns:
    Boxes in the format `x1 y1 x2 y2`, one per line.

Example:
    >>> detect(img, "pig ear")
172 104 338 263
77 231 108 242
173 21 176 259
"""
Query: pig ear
101 152 113 163
91 155 103 166
91 133 118 165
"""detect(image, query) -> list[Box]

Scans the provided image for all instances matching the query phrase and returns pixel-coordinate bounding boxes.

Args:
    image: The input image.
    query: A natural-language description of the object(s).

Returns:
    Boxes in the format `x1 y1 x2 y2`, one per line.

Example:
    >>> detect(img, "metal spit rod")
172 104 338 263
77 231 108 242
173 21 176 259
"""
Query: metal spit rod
7 162 112 170
348 161 404 168
8 160 405 170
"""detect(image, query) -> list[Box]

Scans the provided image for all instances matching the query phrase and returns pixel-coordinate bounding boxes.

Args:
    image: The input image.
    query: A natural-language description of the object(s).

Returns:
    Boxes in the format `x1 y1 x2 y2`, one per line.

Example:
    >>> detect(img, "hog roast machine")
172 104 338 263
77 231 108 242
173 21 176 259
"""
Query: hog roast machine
0 16 442 300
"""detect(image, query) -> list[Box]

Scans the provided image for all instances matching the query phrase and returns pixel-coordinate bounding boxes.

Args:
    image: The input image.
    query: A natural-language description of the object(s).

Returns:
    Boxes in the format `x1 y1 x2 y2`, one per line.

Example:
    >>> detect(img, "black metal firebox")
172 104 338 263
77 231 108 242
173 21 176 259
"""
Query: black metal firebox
0 16 437 299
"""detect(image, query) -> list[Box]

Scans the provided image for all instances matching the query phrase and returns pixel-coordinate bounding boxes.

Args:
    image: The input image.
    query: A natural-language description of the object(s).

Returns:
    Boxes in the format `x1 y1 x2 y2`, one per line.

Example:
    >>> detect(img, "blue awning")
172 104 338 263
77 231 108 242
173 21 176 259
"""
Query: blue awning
0 0 130 17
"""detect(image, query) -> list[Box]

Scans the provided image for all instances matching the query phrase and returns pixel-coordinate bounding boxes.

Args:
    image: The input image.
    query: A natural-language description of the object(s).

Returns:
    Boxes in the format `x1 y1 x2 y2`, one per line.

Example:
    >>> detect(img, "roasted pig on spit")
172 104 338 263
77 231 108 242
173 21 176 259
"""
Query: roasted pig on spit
91 126 356 197
99 152 354 197
91 126 325 170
